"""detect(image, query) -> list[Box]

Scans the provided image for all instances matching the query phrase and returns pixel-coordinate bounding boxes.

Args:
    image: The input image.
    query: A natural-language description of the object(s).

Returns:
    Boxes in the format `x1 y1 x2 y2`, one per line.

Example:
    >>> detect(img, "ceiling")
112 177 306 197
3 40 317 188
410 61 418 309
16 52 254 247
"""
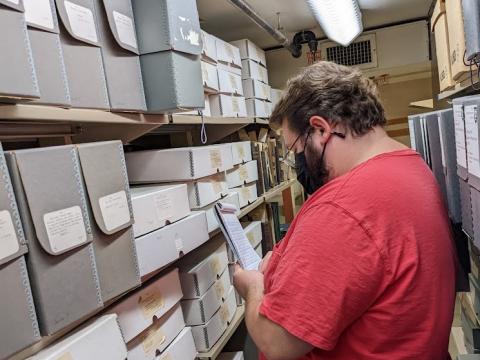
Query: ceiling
197 0 432 49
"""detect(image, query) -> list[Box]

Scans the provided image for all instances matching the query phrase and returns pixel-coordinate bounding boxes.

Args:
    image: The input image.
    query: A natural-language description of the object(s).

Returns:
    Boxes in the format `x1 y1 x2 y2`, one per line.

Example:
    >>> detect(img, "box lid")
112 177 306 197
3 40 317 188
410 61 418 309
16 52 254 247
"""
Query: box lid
0 0 24 12
201 30 217 63
0 143 27 266
23 0 59 33
100 0 139 54
76 141 134 235
13 146 93 255
55 0 101 46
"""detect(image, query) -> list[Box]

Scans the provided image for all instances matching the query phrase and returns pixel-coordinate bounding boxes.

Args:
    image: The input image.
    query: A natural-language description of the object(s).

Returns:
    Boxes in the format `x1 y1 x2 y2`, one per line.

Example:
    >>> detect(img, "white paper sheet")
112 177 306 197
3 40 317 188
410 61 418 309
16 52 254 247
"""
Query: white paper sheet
214 202 260 271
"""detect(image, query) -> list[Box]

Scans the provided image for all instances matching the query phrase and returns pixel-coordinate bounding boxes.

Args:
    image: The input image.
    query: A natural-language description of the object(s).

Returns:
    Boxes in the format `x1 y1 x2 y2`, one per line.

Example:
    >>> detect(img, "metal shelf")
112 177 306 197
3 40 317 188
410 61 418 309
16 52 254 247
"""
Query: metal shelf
197 306 246 360
170 114 254 125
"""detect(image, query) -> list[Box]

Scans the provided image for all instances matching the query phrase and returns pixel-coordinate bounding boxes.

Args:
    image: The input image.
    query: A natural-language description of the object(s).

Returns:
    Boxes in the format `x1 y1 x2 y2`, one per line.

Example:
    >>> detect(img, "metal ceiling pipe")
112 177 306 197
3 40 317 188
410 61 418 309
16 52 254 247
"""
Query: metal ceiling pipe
227 0 298 55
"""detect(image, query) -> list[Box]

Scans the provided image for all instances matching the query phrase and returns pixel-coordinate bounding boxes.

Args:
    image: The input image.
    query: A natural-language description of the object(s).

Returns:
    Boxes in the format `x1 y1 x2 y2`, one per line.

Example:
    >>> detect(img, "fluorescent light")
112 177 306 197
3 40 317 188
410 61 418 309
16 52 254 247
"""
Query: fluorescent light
306 0 363 46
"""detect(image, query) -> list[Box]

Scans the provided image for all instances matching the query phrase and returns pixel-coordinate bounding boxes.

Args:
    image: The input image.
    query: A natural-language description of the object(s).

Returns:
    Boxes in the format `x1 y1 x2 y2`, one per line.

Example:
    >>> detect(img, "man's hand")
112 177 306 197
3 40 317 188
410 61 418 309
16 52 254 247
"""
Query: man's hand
258 251 272 273
232 264 264 300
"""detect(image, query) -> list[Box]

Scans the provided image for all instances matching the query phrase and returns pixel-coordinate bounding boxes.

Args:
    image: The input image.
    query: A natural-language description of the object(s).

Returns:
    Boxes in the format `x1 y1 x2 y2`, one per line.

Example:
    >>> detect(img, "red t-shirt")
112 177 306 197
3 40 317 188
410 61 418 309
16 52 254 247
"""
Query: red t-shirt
260 149 456 360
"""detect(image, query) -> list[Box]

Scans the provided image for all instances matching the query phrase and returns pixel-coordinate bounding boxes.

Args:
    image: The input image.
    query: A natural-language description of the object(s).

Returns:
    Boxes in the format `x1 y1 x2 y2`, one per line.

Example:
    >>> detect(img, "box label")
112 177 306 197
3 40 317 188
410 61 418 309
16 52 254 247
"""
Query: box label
113 11 138 50
154 193 173 223
236 144 246 160
99 190 130 231
238 165 248 181
212 180 224 195
219 303 230 324
139 287 165 319
44 206 87 253
465 105 480 177
0 210 19 260
214 280 225 300
454 104 468 169
141 324 166 355
174 235 183 252
240 187 251 202
229 74 237 91
64 1 98 44
55 353 74 360
210 149 223 170
231 97 240 113
210 256 221 275
24 0 55 30
225 44 234 59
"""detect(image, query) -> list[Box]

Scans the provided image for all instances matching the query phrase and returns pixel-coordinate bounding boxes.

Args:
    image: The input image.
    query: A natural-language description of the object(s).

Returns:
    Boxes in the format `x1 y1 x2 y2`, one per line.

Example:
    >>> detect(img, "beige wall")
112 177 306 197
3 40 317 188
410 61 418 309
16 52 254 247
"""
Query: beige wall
266 47 433 146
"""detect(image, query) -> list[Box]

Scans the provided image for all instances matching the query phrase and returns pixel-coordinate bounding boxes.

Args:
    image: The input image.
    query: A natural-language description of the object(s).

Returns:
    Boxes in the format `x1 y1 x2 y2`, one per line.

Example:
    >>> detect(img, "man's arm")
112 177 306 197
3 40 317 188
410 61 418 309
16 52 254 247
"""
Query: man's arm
233 265 313 360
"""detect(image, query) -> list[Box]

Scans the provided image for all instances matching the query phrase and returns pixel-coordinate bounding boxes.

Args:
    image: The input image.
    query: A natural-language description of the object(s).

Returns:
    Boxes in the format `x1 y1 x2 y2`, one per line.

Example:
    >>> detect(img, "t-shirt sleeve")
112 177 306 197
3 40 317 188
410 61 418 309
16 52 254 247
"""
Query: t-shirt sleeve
259 202 387 351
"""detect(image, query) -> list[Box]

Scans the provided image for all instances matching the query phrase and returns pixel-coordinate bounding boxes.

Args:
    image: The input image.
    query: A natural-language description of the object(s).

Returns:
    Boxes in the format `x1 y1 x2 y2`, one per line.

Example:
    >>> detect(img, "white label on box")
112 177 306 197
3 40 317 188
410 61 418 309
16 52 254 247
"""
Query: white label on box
241 187 251 201
24 0 55 30
139 288 165 319
99 190 131 231
43 206 87 253
154 193 173 222
0 210 19 260
219 303 230 324
437 116 446 167
465 105 480 177
210 149 223 170
232 97 240 113
454 104 468 168
113 11 138 50
64 1 98 43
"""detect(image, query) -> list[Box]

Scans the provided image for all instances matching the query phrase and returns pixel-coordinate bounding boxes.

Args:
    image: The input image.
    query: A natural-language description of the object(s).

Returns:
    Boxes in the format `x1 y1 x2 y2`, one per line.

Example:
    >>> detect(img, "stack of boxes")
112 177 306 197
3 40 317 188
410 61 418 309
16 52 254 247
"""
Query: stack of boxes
210 37 247 117
132 0 204 113
230 39 271 119
432 0 471 92
178 240 237 353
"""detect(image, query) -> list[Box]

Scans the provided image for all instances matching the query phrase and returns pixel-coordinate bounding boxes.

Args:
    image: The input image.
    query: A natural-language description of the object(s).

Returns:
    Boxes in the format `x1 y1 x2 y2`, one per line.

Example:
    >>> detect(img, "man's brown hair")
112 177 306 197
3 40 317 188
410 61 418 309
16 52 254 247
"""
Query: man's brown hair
270 61 386 136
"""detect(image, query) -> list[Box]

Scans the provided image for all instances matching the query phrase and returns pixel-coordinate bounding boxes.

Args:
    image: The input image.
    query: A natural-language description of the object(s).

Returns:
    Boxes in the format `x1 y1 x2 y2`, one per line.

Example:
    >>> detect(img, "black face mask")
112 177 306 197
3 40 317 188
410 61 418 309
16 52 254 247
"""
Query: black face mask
295 131 345 195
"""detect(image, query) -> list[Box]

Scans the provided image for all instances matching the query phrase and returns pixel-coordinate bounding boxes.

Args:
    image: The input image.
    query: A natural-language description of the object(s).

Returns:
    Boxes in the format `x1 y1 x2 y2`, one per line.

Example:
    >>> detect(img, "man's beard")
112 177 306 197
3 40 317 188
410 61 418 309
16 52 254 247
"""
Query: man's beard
305 142 330 191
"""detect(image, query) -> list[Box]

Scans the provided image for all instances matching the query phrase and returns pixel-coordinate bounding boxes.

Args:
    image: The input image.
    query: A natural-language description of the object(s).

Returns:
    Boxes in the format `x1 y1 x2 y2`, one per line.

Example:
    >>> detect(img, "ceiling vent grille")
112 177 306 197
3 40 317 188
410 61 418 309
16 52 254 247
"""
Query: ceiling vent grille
320 34 378 70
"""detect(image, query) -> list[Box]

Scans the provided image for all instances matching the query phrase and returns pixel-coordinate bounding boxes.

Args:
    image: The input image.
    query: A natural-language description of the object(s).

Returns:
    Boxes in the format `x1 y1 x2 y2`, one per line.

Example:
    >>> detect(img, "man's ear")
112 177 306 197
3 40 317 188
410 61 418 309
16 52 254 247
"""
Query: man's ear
309 116 332 141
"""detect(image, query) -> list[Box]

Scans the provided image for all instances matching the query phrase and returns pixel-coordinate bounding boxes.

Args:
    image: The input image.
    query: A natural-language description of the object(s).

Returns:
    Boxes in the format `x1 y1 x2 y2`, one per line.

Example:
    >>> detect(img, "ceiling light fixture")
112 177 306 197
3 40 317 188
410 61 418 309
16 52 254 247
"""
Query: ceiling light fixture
306 0 363 46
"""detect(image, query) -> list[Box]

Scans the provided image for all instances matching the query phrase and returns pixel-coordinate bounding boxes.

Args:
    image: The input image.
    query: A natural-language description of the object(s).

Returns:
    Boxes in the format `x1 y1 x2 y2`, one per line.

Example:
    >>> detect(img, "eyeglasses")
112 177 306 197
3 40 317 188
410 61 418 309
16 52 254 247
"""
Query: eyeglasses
282 128 312 168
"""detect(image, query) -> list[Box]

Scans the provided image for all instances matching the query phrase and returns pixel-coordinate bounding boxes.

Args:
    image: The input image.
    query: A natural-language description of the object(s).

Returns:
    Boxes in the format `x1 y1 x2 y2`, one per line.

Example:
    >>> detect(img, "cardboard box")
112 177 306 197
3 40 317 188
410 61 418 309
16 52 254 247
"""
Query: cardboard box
228 142 251 166
241 59 269 84
131 184 191 238
186 172 229 209
156 327 197 360
132 0 202 56
243 221 262 248
463 97 480 189
218 67 244 96
202 30 217 64
24 0 71 106
230 39 266 67
92 0 146 111
210 94 247 117
126 145 231 183
270 88 283 108
228 182 259 208
226 161 259 188
197 192 240 233
191 286 237 352
76 141 140 302
243 79 271 101
135 211 209 277
28 315 126 360
55 0 110 109
218 352 244 360
202 61 219 93
108 268 183 342
0 257 41 359
437 109 462 224
0 0 40 102
453 98 469 180
216 38 242 68
6 146 103 335
446 0 470 80
431 0 454 91
246 98 271 118
219 143 234 171
178 242 229 299
127 303 186 360
181 267 231 326
140 51 204 113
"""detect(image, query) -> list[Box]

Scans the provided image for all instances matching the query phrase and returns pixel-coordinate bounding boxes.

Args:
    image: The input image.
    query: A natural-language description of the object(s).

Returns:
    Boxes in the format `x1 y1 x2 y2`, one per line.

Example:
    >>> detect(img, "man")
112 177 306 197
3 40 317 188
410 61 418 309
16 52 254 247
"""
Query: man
233 61 456 360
